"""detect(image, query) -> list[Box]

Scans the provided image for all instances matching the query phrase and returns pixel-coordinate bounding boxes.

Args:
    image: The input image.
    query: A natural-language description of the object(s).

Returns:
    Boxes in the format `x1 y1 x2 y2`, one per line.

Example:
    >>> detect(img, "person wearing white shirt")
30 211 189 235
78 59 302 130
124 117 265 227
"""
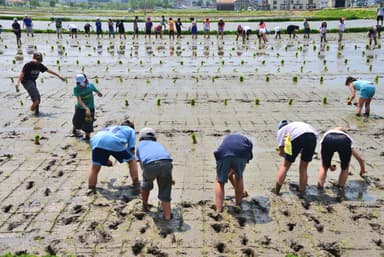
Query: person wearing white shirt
274 120 318 196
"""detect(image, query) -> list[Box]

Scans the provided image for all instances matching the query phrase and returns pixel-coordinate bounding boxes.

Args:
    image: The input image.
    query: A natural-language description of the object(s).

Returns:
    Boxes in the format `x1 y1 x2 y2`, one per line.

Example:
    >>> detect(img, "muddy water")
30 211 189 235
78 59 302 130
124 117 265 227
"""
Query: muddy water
0 32 383 256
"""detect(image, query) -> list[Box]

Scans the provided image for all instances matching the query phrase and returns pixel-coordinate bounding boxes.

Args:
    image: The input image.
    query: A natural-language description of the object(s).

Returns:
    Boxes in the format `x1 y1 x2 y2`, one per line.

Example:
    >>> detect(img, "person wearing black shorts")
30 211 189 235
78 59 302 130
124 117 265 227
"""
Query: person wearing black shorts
274 120 318 196
317 127 366 191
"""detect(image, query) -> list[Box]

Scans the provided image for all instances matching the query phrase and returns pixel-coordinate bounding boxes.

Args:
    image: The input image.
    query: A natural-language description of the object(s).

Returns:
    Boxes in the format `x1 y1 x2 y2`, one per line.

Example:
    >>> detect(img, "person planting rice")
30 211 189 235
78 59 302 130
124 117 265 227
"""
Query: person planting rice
15 52 65 116
345 76 376 117
317 127 366 192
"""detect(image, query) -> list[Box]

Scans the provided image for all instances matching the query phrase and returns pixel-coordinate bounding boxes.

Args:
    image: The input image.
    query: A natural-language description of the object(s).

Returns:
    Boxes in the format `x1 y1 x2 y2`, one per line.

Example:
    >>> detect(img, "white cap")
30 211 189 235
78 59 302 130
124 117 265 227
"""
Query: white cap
76 74 87 86
139 127 156 140
13 18 18 21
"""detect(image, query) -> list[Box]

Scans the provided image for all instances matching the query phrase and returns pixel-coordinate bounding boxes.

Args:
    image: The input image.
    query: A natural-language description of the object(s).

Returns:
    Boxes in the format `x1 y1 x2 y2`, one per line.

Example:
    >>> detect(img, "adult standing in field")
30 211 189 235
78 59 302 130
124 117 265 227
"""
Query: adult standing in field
133 16 139 40
136 128 173 220
338 17 346 43
15 52 66 116
72 73 103 141
87 119 139 195
214 133 253 213
303 18 310 39
145 17 153 39
168 17 175 40
317 127 366 191
377 6 384 26
12 18 22 47
319 21 327 44
23 14 33 37
176 18 183 39
217 18 225 40
96 17 103 39
345 76 376 117
108 18 115 39
116 19 126 39
84 23 92 37
273 120 318 196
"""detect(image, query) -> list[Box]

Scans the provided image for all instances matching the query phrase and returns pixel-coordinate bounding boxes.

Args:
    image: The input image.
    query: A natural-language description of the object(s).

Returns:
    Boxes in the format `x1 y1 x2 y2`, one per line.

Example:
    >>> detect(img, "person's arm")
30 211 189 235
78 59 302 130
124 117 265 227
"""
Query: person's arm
47 69 65 81
76 96 91 116
352 148 366 176
347 83 355 105
15 71 24 92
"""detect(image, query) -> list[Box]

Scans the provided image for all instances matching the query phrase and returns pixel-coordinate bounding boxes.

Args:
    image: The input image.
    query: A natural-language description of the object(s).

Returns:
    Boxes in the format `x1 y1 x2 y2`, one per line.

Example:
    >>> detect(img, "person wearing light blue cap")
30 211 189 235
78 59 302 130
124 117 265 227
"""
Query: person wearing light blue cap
274 120 318 196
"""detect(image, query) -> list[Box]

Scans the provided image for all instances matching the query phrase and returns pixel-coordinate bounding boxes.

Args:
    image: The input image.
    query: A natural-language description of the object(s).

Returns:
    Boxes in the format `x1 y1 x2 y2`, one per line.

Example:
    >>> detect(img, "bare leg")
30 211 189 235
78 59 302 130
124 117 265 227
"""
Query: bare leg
141 190 149 211
215 180 225 212
275 159 292 194
338 167 349 187
88 164 101 188
364 98 372 116
234 177 244 206
298 160 309 193
317 165 329 188
161 201 171 220
356 98 364 115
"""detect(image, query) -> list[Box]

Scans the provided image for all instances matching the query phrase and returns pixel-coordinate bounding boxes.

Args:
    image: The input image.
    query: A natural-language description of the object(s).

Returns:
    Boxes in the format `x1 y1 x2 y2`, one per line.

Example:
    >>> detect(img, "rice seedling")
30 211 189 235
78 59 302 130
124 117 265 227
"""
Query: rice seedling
292 76 298 83
255 98 260 105
239 75 244 82
34 135 40 145
125 99 129 106
322 97 328 104
191 132 197 144
288 99 293 105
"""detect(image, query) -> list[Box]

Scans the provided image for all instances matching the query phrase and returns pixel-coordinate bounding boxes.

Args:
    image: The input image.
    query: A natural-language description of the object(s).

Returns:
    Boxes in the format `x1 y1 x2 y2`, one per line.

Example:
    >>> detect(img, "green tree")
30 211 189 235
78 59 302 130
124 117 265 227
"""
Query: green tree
30 0 40 8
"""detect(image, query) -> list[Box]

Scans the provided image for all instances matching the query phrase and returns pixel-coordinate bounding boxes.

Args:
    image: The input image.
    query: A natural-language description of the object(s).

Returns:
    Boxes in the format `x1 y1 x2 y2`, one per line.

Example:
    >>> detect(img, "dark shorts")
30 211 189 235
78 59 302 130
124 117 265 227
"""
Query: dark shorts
14 31 21 39
96 28 102 35
285 133 317 163
72 107 95 133
377 15 383 22
304 28 310 34
92 147 133 166
134 28 139 34
70 28 77 33
22 80 40 102
216 157 248 183
142 160 173 202
321 133 352 169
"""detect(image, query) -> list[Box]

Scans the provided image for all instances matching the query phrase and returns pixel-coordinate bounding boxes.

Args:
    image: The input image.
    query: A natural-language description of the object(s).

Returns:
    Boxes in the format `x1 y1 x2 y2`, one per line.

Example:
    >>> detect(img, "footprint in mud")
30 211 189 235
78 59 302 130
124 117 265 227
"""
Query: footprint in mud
314 223 324 232
2 204 12 213
372 238 382 247
71 205 84 214
216 242 227 253
87 221 98 232
132 239 146 256
43 159 57 171
237 216 247 227
108 220 122 230
290 240 304 252
261 235 271 246
46 239 61 256
280 209 290 216
318 241 343 257
132 211 146 220
61 144 71 150
26 181 35 190
240 235 249 245
96 229 112 243
207 212 222 221
61 215 79 225
7 221 23 231
180 201 193 208
140 223 150 234
44 188 51 196
241 248 255 257
159 228 173 238
351 213 376 221
52 170 64 178
147 244 168 257
211 222 230 233
287 222 296 231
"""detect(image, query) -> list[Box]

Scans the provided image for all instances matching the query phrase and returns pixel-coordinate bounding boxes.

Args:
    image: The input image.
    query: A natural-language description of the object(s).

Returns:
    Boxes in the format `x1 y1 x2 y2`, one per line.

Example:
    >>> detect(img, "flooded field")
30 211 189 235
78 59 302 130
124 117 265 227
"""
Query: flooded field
0 32 383 256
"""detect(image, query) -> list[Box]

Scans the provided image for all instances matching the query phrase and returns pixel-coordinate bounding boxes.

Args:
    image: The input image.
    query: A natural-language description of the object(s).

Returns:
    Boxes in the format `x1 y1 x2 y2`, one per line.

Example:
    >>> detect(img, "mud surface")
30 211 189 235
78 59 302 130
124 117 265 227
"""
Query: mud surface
0 32 383 256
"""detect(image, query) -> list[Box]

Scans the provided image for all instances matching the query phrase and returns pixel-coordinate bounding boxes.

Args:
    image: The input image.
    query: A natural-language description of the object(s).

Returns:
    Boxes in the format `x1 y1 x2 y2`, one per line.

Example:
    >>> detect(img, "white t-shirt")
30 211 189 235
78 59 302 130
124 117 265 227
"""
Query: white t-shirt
277 122 318 147
320 129 354 148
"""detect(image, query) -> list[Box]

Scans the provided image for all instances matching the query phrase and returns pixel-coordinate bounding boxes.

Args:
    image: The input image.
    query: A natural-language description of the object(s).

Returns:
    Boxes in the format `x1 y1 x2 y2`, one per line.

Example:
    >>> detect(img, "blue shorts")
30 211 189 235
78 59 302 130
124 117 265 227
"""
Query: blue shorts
360 86 375 99
216 157 248 183
92 147 133 166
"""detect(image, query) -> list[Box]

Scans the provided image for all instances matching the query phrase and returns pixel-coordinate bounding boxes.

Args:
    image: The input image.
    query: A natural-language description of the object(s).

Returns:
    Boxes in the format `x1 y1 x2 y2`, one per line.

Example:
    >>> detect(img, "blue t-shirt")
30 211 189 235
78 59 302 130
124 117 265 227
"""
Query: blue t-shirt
96 20 102 30
136 140 172 165
23 17 32 27
353 80 374 91
214 134 253 161
91 125 136 152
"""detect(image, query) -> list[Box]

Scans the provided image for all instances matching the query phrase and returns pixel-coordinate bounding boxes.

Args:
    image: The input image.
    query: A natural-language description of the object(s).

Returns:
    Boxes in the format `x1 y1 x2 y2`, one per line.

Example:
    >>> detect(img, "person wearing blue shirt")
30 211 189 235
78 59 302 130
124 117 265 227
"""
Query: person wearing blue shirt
136 128 173 220
345 76 376 116
87 120 139 194
23 15 33 37
214 133 253 212
95 17 103 39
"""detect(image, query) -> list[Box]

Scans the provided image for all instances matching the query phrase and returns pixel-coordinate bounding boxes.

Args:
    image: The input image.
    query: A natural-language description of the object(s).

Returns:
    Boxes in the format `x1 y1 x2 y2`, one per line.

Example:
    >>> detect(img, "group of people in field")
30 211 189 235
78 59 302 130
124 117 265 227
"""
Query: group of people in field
3 12 383 48
13 45 377 218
